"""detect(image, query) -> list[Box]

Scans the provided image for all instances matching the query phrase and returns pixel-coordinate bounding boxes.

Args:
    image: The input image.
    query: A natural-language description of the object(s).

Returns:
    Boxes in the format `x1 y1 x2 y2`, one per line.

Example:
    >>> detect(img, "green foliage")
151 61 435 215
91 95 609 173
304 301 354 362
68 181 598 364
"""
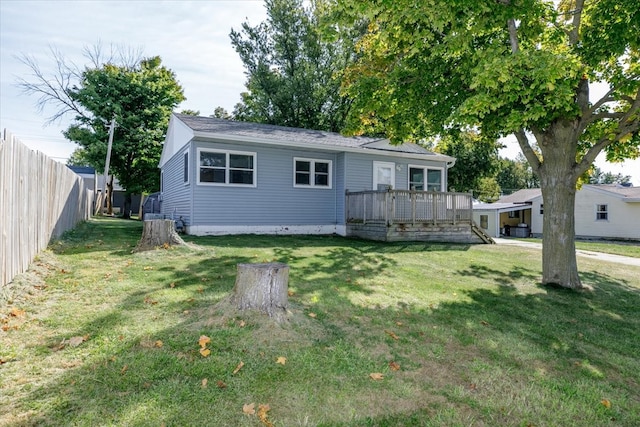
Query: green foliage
66 148 91 167
434 132 502 193
476 176 501 203
230 0 359 132
585 166 632 185
63 57 184 204
335 0 640 288
496 155 540 193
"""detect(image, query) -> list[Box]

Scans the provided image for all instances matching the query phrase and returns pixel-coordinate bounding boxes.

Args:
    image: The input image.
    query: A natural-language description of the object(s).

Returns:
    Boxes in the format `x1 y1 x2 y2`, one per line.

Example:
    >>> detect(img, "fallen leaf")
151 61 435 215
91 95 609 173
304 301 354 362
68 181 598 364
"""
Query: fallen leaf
480 320 490 326
395 321 403 326
469 383 477 391
9 308 25 317
121 365 128 375
258 404 273 427
68 335 87 347
389 361 401 371
216 380 227 389
601 399 612 409
238 320 246 327
198 335 211 348
201 378 208 388
143 266 153 270
154 340 163 348
199 348 211 357
243 402 255 415
233 361 245 375
287 290 295 297
308 312 317 318
169 282 176 288
384 330 399 340
276 356 287 365
369 372 384 380
143 296 158 305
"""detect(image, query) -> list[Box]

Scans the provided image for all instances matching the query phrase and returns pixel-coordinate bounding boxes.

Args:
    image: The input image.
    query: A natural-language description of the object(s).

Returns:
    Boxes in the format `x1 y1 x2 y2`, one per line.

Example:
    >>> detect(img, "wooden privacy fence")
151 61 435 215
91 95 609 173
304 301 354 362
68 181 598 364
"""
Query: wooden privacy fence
1 131 93 288
345 189 473 225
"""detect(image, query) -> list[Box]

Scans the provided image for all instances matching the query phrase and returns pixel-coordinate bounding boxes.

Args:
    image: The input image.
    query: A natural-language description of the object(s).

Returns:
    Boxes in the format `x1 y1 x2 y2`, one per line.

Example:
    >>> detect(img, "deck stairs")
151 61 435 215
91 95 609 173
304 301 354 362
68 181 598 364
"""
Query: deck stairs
471 222 495 244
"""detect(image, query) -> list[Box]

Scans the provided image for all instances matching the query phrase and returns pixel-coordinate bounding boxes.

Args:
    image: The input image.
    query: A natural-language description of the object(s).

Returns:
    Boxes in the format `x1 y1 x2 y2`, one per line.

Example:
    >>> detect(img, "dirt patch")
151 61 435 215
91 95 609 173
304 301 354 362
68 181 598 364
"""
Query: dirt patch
1 250 62 307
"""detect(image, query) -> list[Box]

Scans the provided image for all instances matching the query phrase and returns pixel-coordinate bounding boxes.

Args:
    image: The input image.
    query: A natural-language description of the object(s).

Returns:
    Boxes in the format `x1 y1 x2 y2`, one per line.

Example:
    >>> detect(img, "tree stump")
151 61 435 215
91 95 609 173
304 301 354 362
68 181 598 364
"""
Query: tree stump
233 263 289 321
134 219 186 252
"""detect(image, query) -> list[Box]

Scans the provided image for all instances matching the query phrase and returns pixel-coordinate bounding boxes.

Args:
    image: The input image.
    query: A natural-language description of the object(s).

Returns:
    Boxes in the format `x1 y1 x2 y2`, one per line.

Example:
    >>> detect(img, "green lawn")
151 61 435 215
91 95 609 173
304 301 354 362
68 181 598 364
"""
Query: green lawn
516 237 640 258
1 218 639 426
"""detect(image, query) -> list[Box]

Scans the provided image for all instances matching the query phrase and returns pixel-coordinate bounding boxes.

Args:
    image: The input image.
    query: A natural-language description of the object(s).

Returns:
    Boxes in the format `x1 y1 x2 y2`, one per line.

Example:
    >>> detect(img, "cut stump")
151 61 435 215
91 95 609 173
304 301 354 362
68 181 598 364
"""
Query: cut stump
134 219 185 252
233 263 289 321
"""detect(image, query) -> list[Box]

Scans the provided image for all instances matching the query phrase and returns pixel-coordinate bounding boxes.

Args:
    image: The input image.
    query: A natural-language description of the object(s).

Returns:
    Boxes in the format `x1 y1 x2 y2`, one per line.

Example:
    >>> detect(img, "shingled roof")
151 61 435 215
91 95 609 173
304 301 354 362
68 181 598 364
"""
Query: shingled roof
174 113 441 156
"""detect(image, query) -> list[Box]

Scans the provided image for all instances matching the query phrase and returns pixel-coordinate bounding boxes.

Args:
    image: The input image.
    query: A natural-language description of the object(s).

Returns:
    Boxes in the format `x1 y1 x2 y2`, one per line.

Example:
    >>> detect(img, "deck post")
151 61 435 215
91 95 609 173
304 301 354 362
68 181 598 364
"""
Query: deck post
363 192 367 225
411 192 416 225
433 193 437 226
452 194 457 225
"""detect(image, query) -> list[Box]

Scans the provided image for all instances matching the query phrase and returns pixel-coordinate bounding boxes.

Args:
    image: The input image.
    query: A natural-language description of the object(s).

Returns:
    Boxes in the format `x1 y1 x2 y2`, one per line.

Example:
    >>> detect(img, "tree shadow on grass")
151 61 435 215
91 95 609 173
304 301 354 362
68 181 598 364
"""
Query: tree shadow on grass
6 222 639 426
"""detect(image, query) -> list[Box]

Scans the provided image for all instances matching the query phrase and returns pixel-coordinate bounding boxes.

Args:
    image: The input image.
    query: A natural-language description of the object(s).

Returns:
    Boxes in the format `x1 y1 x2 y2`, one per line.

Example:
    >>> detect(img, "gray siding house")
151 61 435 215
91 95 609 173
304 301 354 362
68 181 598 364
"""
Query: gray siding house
159 114 480 242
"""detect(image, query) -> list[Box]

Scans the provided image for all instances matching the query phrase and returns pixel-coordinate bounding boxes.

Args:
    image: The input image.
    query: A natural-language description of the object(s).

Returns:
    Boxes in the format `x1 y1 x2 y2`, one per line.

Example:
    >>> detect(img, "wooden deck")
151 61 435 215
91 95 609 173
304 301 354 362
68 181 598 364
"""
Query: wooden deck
345 190 490 243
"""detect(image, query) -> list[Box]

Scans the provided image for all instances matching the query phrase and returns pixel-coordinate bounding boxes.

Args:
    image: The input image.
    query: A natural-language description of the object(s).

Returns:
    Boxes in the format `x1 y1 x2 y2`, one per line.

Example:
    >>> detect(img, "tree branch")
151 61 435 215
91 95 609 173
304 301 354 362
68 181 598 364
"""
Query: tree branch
514 128 541 171
568 0 584 45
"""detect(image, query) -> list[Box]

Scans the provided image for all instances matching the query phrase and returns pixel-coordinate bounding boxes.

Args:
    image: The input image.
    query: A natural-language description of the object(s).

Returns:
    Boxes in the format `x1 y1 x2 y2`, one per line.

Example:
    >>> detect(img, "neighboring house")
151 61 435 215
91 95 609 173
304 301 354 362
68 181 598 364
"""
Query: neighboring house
473 185 640 240
96 174 142 215
67 166 97 194
159 114 483 242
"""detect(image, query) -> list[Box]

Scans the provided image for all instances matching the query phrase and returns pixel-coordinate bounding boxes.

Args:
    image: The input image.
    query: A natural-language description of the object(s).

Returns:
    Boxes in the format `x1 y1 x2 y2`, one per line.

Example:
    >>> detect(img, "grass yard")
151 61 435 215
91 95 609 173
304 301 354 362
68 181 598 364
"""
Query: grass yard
1 218 639 426
516 237 640 258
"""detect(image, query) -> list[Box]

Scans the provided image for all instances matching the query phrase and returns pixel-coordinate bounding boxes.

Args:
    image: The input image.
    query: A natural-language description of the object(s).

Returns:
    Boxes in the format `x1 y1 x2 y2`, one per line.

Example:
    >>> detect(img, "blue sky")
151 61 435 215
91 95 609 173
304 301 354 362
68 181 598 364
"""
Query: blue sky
1 0 638 184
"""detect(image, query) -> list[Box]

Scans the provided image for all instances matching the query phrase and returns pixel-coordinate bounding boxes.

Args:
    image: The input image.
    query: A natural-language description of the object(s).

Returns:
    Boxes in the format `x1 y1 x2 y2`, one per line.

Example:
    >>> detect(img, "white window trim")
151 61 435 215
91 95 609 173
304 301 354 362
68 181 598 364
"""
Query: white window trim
373 161 395 190
595 204 609 221
408 164 444 191
183 149 189 185
196 148 257 187
293 157 333 189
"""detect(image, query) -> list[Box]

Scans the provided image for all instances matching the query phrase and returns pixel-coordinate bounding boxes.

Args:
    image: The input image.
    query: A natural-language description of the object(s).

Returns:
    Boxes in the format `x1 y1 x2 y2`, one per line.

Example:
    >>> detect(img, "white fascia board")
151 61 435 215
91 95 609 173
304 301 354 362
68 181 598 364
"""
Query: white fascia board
159 117 195 168
191 131 455 163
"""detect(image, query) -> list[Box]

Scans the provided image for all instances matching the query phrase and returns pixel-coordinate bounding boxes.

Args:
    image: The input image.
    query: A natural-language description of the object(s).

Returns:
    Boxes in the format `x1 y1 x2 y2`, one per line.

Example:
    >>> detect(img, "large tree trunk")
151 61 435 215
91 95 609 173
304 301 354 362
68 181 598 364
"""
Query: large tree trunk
538 121 583 289
134 219 185 252
233 263 289 321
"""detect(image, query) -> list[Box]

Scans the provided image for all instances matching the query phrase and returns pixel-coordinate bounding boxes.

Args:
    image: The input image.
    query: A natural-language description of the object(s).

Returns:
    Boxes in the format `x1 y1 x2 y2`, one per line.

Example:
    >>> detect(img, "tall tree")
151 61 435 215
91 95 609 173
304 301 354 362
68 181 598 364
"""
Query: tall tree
19 50 184 217
433 132 502 193
496 154 540 193
337 0 640 289
230 0 358 131
586 166 632 185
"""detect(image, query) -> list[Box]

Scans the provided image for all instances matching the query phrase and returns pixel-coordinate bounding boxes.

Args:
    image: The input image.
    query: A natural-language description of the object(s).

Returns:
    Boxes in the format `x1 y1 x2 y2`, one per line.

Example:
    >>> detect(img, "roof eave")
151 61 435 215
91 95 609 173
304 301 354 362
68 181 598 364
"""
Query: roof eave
191 131 455 162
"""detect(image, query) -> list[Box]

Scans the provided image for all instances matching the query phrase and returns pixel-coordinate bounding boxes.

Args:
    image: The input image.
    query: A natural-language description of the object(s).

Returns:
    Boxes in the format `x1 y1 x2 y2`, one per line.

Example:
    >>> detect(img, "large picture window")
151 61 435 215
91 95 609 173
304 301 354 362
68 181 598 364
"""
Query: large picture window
294 158 332 188
197 148 256 186
408 166 443 191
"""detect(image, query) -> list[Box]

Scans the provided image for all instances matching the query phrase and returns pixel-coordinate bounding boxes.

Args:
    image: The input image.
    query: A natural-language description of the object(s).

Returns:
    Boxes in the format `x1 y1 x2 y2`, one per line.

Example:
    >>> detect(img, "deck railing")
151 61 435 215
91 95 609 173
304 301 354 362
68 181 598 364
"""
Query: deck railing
345 190 473 225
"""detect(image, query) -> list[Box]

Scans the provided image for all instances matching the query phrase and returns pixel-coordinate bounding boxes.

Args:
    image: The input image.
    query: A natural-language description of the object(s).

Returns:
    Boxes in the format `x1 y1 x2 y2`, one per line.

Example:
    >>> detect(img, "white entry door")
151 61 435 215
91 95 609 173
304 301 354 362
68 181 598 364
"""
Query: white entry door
373 161 395 190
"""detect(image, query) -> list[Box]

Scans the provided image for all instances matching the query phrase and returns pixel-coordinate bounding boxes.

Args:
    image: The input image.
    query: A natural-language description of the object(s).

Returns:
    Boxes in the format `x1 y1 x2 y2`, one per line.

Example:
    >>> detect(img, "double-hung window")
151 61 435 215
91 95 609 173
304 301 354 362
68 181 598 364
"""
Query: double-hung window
596 204 608 221
408 166 443 191
294 158 332 188
198 148 256 186
183 150 189 184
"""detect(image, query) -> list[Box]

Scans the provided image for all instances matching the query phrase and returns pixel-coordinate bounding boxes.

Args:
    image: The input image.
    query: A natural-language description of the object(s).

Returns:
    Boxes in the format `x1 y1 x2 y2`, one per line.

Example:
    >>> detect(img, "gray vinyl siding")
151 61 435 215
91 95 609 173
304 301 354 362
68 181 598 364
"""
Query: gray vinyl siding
160 143 192 224
335 153 346 224
344 152 448 191
191 140 338 226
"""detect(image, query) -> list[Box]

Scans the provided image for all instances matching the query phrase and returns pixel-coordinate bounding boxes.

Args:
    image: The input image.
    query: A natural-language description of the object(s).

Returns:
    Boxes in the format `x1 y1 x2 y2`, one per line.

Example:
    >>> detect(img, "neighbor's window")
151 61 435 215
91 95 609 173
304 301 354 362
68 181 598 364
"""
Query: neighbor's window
198 148 256 186
596 204 608 221
183 151 189 184
480 214 488 229
539 204 544 215
409 166 443 191
509 210 520 218
294 158 332 188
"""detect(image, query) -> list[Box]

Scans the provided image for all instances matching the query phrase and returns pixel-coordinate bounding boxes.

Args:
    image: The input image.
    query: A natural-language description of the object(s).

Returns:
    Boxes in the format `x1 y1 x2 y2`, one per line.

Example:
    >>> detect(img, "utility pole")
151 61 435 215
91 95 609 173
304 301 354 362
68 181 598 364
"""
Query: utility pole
98 117 116 215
